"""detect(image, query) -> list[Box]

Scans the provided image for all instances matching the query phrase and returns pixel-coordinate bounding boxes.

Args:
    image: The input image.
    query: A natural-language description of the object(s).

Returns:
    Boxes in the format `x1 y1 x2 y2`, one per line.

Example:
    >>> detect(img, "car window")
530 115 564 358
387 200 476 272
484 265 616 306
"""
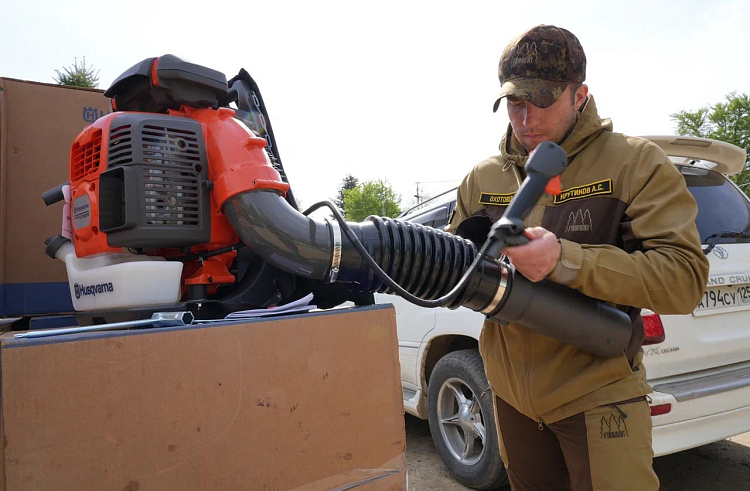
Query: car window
681 166 750 244
406 203 453 229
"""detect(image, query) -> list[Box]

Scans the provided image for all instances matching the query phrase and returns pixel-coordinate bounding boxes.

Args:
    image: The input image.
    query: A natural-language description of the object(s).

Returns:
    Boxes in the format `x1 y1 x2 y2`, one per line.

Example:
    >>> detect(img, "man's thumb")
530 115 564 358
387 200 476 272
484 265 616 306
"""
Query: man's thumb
523 227 545 240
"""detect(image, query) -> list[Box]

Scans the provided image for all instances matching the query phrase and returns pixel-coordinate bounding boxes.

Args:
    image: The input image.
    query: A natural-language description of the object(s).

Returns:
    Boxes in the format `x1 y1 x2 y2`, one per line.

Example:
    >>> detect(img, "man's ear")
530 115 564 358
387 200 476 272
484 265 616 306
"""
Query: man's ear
574 84 589 111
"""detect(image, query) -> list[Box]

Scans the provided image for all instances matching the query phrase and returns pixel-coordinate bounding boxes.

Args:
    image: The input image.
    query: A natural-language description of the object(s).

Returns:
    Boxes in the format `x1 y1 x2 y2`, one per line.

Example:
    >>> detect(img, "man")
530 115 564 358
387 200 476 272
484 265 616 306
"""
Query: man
446 25 709 491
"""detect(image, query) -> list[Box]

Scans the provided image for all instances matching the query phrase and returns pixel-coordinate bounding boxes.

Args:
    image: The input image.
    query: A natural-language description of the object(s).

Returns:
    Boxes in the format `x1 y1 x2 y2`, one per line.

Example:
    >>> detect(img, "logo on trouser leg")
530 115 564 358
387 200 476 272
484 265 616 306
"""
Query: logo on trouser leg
601 414 628 439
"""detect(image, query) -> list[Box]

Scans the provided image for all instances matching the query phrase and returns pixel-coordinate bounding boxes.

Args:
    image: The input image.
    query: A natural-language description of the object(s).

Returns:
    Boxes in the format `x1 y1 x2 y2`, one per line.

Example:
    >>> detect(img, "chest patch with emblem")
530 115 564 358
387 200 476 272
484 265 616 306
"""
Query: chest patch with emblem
553 179 613 204
479 192 516 206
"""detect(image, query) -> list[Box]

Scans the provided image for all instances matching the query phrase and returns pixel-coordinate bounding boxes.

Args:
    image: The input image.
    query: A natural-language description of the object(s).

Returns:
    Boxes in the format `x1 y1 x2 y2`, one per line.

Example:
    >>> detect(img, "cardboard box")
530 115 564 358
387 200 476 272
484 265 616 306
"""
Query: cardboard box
0 305 406 490
0 78 111 316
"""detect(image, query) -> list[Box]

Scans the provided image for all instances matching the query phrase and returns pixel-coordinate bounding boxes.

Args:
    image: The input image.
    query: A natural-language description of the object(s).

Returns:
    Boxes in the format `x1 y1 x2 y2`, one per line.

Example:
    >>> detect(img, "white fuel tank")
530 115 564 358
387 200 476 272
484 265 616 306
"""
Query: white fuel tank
54 242 183 311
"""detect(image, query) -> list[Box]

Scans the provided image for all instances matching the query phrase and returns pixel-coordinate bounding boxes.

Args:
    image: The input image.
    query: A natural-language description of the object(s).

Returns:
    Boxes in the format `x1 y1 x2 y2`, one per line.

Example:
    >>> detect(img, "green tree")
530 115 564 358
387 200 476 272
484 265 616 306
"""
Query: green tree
333 174 359 217
671 92 750 190
343 180 402 221
54 56 100 88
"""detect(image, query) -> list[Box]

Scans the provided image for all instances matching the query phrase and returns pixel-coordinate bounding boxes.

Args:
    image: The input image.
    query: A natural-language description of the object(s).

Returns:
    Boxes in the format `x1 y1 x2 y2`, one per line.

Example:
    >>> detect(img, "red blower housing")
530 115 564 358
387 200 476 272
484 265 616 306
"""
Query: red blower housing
68 56 289 299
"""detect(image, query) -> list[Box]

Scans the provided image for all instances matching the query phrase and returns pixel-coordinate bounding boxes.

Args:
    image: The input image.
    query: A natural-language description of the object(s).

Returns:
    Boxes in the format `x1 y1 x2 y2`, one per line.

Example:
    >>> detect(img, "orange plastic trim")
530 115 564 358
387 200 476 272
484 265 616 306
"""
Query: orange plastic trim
183 252 237 286
151 57 160 87
545 176 562 195
69 114 121 258
173 106 290 208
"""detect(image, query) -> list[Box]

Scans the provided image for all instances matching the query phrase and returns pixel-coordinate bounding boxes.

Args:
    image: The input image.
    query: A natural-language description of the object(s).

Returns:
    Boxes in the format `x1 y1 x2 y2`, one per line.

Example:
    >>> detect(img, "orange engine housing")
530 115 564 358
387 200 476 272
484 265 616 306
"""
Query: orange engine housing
68 105 290 297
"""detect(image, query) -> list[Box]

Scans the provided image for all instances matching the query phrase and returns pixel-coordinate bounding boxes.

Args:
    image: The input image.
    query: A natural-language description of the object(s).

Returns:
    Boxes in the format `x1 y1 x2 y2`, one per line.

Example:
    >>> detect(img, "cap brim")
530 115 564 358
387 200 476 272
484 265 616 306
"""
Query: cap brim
492 79 569 112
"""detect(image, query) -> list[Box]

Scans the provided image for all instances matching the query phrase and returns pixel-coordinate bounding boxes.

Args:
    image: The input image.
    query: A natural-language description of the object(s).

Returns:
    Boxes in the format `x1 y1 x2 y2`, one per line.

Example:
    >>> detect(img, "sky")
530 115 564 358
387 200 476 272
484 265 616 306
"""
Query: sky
2 0 749 211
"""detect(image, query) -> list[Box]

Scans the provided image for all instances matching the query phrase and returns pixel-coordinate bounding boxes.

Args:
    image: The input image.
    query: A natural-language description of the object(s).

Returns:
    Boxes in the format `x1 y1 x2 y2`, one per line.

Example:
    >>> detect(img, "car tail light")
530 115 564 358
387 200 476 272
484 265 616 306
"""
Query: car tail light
642 314 665 345
650 403 672 416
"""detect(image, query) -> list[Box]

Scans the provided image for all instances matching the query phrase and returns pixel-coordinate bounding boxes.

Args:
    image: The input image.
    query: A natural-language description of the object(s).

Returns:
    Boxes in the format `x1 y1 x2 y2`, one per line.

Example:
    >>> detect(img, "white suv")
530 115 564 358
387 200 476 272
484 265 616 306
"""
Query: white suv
381 136 750 489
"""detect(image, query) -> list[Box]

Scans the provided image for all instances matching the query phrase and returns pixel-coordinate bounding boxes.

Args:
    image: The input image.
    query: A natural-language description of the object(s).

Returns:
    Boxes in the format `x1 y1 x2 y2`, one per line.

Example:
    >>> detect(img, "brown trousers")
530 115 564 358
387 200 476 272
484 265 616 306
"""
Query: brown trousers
494 396 659 491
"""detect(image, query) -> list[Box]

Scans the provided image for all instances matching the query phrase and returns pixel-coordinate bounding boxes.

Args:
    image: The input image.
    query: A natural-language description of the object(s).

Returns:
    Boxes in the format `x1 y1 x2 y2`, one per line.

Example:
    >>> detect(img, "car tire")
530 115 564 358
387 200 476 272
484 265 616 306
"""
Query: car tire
427 349 509 490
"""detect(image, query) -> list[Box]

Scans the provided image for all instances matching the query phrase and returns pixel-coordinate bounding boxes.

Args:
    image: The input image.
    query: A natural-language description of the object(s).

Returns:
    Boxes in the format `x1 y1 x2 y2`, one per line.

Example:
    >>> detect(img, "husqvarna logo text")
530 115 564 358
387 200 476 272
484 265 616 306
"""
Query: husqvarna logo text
565 209 592 233
74 282 114 299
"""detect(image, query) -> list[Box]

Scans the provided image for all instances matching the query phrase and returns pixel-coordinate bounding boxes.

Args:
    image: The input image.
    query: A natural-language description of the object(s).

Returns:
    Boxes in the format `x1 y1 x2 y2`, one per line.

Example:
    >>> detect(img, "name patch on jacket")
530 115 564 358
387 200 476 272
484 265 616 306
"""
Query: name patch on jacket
553 179 613 204
479 192 515 206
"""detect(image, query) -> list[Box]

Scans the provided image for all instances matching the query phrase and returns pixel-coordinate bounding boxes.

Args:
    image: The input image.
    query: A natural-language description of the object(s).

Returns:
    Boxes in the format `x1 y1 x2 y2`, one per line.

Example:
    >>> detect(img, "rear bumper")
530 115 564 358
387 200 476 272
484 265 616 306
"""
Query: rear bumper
652 402 750 456
651 377 750 456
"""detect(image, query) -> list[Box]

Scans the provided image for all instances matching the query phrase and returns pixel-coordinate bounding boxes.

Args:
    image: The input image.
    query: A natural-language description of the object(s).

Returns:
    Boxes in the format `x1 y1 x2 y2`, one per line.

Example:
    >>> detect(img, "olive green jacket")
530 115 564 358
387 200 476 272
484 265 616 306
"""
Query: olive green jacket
447 96 709 424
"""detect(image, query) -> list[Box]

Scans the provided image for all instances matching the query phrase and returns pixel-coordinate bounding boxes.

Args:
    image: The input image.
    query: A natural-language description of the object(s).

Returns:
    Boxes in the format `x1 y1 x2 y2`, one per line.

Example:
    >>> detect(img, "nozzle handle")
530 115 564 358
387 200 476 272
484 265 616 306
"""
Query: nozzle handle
504 141 568 224
484 142 567 258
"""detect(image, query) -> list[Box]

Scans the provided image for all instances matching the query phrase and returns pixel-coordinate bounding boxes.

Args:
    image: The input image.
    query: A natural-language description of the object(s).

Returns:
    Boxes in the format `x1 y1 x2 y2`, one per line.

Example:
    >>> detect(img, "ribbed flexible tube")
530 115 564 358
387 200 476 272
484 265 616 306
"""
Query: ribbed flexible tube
222 191 488 303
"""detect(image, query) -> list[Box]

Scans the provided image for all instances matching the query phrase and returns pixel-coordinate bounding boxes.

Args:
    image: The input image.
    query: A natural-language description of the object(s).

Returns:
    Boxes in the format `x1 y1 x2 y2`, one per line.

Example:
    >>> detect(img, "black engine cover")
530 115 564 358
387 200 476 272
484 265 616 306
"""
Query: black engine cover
98 113 211 248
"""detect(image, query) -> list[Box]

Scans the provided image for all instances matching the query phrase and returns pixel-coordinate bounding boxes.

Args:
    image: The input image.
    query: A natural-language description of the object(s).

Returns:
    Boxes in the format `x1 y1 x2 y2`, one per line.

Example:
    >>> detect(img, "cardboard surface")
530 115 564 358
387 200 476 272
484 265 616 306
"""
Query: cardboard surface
0 78 110 315
0 305 406 490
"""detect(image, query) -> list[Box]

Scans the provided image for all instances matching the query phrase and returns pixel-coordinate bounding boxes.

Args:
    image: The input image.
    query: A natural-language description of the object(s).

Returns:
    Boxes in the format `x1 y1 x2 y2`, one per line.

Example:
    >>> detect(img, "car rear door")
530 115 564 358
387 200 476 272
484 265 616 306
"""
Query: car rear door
645 165 750 379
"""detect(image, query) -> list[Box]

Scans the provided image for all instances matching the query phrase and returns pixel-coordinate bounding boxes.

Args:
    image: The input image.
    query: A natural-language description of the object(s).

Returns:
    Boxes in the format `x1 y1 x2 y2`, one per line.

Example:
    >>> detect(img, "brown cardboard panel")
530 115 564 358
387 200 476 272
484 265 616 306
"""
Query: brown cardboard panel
0 78 110 284
288 454 406 490
0 306 406 491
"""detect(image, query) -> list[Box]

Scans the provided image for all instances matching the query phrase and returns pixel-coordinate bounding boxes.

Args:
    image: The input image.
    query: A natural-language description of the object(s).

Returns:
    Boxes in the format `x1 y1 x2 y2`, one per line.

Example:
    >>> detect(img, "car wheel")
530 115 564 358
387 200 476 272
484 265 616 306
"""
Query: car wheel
427 349 509 490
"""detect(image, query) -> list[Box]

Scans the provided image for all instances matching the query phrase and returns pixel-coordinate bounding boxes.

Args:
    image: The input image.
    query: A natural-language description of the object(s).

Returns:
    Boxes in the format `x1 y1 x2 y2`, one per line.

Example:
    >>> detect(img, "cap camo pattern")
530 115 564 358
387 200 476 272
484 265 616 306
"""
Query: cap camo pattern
493 25 586 111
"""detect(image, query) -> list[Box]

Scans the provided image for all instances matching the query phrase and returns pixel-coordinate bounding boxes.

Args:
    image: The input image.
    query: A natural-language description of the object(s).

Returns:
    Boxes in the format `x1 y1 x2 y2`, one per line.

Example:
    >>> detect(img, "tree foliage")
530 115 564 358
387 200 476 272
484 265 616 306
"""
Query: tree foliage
671 92 750 189
334 174 359 217
54 57 100 88
343 179 402 221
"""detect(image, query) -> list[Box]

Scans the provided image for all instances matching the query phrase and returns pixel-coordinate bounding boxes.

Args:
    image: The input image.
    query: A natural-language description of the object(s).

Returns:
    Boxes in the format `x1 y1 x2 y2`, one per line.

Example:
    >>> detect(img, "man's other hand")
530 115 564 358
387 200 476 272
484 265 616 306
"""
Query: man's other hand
502 227 561 282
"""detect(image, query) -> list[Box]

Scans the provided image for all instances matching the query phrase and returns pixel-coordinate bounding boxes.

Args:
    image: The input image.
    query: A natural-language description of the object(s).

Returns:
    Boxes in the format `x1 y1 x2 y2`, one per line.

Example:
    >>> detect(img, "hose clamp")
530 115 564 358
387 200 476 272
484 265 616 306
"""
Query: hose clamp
325 218 342 283
481 264 509 315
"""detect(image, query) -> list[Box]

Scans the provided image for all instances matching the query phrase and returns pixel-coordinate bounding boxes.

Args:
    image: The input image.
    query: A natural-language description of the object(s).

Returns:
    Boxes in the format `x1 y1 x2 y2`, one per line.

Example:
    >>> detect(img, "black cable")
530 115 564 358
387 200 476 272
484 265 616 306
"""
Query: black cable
302 200 499 308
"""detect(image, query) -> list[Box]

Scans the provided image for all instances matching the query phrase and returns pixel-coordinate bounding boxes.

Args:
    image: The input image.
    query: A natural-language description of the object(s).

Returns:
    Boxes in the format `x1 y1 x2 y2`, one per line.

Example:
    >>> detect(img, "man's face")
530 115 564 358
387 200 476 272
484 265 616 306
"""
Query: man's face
506 85 588 152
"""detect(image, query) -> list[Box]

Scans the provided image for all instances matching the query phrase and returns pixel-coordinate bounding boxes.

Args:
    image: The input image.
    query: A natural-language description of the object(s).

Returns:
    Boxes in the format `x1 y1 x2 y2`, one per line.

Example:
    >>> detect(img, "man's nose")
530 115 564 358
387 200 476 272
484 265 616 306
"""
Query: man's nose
523 104 541 127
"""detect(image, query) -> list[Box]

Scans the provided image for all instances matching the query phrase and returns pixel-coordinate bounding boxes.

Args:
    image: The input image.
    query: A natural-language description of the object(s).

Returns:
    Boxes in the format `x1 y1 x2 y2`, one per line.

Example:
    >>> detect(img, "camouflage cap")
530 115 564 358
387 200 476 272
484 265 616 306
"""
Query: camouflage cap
492 25 586 112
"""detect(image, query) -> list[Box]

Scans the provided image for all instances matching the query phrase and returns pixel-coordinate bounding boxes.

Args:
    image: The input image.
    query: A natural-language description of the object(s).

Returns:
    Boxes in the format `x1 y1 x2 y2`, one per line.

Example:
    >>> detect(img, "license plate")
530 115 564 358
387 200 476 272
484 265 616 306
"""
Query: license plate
694 284 750 315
